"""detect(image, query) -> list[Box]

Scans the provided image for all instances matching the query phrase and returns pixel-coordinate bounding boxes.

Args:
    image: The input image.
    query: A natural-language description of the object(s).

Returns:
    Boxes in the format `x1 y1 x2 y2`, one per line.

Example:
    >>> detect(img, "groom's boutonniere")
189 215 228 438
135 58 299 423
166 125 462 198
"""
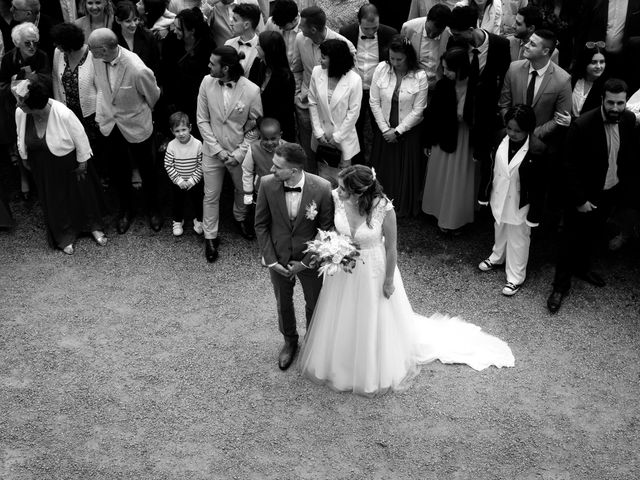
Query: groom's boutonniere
305 200 318 220
235 102 245 114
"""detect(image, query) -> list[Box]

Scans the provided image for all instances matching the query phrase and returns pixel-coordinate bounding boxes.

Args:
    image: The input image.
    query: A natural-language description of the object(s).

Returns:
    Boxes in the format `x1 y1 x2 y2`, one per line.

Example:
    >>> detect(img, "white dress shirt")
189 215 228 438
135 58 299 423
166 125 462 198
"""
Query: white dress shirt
265 15 300 70
355 27 378 90
469 29 490 74
420 24 444 87
285 172 305 220
225 34 259 76
528 59 551 98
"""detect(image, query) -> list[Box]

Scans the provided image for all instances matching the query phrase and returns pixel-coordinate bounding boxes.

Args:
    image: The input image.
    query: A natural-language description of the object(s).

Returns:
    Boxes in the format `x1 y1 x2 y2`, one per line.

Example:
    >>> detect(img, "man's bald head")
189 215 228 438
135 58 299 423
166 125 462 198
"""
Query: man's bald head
88 28 119 61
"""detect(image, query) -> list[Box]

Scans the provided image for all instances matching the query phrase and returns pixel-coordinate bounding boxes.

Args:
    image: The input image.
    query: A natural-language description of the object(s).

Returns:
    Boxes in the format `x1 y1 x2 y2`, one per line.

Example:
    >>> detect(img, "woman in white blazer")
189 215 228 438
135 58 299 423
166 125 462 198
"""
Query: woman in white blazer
478 104 546 296
308 39 362 186
369 35 428 217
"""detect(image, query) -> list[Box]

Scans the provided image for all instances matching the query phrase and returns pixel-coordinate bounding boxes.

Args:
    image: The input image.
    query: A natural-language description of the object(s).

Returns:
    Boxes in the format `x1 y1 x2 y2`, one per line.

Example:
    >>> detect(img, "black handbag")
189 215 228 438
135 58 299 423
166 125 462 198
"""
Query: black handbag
316 144 342 168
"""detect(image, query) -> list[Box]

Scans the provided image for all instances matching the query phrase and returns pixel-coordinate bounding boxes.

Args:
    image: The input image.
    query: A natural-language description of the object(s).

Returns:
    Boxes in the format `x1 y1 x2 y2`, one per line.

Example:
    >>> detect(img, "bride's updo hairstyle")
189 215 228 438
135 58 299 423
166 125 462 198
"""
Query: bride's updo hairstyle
339 165 387 227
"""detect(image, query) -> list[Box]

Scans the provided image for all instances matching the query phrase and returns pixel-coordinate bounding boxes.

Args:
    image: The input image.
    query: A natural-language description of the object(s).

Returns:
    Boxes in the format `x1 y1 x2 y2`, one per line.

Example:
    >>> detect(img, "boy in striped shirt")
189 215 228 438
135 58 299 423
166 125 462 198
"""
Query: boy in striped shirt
164 112 204 236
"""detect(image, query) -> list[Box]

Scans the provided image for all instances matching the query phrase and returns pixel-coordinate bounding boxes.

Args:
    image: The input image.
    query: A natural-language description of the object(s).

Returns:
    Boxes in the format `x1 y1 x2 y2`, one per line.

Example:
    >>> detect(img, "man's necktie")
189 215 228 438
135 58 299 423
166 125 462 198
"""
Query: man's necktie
469 48 480 85
283 186 302 193
361 35 375 40
218 80 233 88
526 70 538 105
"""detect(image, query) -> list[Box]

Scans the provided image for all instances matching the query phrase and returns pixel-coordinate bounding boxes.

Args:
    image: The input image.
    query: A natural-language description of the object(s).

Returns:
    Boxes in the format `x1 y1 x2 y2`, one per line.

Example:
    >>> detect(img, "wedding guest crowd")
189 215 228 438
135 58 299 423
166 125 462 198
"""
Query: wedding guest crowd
0 0 639 315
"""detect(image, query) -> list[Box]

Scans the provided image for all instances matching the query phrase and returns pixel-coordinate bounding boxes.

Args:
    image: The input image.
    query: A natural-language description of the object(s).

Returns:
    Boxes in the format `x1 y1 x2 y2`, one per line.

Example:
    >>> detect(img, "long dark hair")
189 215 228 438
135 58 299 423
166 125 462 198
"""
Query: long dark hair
387 34 418 72
339 165 388 227
572 43 607 84
176 7 212 44
258 30 291 78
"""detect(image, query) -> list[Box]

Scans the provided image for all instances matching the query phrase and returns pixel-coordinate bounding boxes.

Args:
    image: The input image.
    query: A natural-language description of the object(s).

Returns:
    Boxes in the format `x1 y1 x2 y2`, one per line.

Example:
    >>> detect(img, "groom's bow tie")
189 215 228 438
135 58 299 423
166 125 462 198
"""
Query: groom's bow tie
283 186 302 193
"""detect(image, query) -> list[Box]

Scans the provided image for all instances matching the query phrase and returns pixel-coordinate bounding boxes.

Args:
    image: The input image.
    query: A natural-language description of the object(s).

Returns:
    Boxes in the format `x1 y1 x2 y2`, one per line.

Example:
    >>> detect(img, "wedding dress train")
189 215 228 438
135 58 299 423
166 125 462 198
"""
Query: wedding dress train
299 191 515 396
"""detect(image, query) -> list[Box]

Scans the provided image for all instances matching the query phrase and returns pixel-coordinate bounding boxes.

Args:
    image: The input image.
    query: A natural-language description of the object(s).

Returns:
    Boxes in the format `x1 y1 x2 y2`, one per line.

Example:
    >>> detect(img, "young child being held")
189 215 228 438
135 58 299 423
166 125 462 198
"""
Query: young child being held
164 112 204 236
242 117 284 206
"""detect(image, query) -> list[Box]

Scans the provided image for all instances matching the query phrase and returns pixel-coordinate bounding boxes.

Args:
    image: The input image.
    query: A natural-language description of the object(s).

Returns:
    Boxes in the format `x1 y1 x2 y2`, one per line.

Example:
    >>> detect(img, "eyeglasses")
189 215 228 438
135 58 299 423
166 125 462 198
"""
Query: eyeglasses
586 41 605 49
23 40 38 48
10 3 32 12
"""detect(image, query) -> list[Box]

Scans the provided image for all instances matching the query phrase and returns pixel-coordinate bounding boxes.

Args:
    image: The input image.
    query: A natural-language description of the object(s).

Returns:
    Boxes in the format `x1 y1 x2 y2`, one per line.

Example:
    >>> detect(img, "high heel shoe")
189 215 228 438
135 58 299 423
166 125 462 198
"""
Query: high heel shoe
62 244 74 255
91 230 107 246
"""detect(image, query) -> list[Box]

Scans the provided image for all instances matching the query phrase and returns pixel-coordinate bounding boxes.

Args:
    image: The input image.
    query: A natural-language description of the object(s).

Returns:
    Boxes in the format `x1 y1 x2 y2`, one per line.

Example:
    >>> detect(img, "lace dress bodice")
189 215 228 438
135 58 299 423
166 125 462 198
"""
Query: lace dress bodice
333 190 393 250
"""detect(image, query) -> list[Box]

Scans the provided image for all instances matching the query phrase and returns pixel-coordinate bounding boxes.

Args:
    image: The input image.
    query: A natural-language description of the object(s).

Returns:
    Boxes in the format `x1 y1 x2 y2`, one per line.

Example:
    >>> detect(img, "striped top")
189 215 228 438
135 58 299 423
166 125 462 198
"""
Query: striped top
164 136 203 186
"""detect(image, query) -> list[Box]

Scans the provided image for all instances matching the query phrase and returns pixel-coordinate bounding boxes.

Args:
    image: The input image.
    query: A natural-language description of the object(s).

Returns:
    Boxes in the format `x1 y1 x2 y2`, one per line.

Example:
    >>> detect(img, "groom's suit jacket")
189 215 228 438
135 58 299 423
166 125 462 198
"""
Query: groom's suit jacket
255 172 334 266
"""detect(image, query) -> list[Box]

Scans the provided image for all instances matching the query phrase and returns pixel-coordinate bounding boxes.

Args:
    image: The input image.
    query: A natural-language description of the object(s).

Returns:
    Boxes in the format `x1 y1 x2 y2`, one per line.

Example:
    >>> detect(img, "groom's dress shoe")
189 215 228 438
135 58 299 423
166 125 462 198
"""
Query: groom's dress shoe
278 343 298 371
205 238 220 263
576 271 605 287
547 291 565 314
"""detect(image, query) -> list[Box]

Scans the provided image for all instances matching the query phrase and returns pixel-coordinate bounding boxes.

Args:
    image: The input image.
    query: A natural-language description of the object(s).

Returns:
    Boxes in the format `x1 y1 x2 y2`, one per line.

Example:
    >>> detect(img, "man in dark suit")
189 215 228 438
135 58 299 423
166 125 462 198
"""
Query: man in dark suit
574 0 640 90
547 79 639 313
448 5 511 201
255 142 334 370
340 4 397 164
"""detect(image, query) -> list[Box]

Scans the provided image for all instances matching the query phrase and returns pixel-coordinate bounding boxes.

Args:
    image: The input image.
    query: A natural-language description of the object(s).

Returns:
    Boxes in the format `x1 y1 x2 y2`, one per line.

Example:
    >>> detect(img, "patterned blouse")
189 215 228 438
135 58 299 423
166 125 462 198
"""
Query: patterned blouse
314 0 369 31
60 49 89 121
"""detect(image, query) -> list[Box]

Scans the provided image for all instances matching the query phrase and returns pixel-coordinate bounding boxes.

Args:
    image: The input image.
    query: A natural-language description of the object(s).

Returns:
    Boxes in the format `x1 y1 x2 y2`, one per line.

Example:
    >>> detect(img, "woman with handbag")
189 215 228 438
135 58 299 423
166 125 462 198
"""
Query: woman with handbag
308 38 362 187
369 34 427 217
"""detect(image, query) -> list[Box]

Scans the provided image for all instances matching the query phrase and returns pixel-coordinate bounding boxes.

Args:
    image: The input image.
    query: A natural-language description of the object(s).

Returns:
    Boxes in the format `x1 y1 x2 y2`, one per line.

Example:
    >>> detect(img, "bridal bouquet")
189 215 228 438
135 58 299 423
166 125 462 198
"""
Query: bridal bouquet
305 230 361 277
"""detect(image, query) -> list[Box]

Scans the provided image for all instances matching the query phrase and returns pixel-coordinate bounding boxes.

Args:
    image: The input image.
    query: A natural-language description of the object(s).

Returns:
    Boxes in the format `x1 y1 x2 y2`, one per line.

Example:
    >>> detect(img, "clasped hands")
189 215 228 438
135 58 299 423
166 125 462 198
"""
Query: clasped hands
577 201 597 213
216 150 239 167
271 261 308 278
316 134 337 147
382 128 398 143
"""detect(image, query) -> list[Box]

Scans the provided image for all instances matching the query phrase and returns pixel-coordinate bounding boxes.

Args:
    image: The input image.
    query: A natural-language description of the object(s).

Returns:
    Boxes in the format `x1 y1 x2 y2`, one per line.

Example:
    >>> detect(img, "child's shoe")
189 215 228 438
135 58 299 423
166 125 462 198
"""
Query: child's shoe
193 218 203 235
172 220 184 237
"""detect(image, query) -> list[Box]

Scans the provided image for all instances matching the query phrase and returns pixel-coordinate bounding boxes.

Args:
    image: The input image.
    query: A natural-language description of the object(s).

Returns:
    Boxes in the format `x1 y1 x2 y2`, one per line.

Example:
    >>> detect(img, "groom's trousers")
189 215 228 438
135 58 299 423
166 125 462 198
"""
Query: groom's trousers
270 267 323 344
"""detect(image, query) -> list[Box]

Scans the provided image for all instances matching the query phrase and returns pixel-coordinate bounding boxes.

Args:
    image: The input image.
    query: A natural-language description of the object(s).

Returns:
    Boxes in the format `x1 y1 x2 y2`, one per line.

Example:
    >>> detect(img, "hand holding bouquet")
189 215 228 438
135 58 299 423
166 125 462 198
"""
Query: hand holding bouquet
304 230 362 277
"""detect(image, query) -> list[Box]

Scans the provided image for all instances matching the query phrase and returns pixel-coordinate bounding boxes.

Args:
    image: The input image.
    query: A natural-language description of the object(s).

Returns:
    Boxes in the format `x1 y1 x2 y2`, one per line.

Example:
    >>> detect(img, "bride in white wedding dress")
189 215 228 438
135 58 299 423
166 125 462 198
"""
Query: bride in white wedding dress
299 165 515 396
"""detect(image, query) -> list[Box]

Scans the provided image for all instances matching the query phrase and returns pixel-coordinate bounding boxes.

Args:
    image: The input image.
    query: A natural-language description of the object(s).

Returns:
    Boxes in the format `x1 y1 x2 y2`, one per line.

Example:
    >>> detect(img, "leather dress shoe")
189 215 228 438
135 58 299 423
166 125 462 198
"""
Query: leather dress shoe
149 214 163 232
205 238 220 263
547 291 565 314
576 271 605 287
278 342 298 370
235 219 256 240
116 214 131 234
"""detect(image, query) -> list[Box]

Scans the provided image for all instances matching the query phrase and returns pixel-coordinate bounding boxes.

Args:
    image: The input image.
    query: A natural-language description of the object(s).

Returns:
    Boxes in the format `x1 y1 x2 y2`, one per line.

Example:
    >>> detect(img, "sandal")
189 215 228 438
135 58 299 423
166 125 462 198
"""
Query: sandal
62 244 74 255
92 230 107 246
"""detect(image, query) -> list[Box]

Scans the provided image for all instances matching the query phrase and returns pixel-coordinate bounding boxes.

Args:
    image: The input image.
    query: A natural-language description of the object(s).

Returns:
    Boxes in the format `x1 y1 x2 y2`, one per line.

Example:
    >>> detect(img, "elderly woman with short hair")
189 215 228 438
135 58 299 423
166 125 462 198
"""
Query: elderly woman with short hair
0 22 51 201
15 75 107 254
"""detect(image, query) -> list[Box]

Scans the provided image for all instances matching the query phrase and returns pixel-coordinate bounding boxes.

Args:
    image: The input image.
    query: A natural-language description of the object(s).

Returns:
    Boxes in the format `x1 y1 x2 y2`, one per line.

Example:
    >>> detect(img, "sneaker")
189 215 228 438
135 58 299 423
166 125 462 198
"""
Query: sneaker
502 282 521 296
172 220 184 236
478 259 497 272
193 218 203 235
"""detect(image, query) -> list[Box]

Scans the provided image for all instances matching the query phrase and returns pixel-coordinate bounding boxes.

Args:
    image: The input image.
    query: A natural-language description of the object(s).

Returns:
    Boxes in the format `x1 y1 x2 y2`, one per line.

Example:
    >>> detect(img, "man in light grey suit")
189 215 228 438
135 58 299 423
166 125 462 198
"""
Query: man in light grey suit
499 29 572 149
254 142 333 370
89 28 162 234
197 46 263 263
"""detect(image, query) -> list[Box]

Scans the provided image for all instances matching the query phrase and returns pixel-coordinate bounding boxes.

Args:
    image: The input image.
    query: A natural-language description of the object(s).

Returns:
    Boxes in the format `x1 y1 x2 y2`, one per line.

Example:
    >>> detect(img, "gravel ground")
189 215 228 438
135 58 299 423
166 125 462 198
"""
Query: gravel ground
1 165 640 480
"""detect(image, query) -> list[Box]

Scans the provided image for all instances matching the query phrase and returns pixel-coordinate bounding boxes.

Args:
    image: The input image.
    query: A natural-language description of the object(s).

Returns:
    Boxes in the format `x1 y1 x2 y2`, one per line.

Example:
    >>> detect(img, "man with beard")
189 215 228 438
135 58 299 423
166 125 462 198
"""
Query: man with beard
547 79 639 313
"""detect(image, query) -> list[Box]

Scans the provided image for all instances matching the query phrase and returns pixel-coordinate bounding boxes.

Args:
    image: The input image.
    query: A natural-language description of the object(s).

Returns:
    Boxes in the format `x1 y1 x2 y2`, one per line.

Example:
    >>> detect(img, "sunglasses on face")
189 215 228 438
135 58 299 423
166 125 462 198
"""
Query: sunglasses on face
586 41 605 49
23 40 38 48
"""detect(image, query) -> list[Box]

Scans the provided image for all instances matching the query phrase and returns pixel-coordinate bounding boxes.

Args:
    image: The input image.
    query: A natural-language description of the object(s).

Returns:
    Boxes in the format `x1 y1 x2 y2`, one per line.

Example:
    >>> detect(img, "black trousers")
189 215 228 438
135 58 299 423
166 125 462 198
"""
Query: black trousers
105 126 158 216
170 181 203 222
552 186 620 293
269 266 323 344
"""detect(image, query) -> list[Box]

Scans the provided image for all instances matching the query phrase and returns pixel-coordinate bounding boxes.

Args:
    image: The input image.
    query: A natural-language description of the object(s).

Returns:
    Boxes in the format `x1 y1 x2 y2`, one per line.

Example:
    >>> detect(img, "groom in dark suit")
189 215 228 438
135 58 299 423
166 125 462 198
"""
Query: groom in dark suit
255 142 334 370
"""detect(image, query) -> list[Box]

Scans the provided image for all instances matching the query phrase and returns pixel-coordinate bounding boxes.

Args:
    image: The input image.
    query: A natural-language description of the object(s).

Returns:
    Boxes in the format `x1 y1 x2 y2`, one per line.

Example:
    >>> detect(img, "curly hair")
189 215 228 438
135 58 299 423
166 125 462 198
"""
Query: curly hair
338 165 388 227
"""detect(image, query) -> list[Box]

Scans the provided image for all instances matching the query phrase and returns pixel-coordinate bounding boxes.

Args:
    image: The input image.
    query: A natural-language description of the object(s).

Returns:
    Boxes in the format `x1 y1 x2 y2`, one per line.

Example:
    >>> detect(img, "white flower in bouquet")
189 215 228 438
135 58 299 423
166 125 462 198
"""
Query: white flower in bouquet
304 229 362 276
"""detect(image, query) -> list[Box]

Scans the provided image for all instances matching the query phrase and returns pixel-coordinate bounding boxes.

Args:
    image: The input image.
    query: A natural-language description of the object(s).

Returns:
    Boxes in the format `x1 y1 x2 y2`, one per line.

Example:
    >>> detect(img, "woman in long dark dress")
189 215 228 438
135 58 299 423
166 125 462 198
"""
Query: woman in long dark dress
15 77 106 254
369 35 428 217
248 30 296 142
0 22 51 201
